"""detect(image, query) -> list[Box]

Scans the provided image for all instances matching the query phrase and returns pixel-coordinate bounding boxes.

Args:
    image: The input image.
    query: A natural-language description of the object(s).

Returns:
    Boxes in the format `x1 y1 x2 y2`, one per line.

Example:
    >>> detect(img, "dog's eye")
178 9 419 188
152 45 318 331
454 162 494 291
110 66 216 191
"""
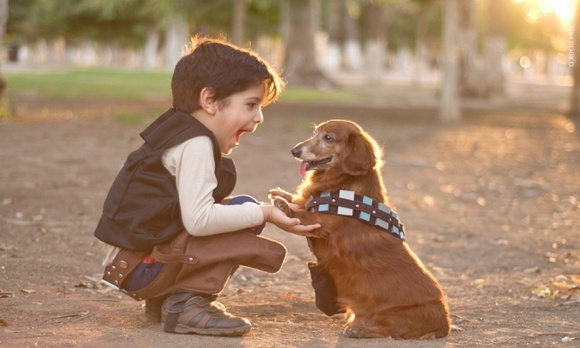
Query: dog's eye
324 134 333 142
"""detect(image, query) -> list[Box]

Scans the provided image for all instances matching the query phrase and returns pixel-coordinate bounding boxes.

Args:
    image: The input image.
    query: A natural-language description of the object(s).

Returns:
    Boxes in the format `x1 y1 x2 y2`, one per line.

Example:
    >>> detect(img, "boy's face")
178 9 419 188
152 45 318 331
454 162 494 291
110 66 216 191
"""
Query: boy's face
213 84 265 155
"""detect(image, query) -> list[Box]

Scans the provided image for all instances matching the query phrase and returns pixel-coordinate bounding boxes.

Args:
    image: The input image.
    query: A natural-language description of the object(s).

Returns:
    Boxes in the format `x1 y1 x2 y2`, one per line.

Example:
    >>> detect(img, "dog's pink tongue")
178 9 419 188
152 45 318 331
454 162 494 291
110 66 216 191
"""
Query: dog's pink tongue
299 161 307 177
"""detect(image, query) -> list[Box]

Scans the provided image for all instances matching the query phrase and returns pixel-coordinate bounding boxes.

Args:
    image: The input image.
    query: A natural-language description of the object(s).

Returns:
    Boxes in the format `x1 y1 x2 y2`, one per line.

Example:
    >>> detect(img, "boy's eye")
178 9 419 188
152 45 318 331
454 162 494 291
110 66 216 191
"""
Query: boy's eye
323 134 333 142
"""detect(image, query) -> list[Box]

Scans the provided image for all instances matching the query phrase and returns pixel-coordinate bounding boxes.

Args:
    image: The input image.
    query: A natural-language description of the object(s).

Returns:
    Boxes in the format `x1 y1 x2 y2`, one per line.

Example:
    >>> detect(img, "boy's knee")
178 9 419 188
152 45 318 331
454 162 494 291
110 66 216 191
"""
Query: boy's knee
225 195 264 234
226 195 259 205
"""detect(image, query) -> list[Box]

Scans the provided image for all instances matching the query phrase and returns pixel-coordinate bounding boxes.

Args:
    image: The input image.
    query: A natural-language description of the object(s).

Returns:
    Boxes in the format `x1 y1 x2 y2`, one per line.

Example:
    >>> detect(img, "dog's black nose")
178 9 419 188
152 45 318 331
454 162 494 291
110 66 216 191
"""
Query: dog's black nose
291 148 301 158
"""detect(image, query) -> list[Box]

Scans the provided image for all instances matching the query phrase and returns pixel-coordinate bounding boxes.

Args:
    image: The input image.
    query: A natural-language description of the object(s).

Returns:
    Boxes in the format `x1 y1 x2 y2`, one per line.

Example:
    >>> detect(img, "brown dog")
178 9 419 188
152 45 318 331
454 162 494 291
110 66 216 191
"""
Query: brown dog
269 120 450 339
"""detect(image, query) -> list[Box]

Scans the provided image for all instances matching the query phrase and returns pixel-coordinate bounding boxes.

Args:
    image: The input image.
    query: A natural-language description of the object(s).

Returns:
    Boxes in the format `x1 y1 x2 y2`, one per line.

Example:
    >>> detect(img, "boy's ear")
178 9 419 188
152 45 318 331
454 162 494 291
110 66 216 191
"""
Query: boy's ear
199 87 218 115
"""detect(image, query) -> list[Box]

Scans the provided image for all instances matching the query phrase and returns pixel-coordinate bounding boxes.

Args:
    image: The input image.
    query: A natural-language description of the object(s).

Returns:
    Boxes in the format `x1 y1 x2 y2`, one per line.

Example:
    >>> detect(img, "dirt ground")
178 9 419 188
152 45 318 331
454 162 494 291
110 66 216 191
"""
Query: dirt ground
1 90 579 347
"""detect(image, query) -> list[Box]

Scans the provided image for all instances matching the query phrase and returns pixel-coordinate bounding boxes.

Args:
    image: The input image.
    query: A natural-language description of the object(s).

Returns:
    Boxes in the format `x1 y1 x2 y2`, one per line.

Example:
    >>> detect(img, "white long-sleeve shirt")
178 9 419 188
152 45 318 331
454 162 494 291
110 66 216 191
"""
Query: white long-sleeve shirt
162 135 264 235
102 135 264 266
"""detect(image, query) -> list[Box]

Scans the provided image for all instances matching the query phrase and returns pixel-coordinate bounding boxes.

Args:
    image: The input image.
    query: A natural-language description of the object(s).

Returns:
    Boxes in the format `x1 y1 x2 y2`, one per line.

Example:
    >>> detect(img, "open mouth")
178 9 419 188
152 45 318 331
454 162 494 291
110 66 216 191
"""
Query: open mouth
235 130 246 145
305 156 332 169
299 156 332 176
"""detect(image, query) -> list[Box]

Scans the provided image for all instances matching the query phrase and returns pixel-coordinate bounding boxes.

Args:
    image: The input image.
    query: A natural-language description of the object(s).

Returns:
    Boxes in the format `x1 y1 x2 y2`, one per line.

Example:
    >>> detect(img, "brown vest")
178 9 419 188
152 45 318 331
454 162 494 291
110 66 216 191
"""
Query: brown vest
94 109 236 251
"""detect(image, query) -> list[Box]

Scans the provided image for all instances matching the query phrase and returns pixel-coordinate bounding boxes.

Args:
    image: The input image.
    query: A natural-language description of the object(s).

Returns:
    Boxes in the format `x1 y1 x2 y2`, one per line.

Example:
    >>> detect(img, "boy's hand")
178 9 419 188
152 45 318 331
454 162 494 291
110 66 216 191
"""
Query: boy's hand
261 204 321 234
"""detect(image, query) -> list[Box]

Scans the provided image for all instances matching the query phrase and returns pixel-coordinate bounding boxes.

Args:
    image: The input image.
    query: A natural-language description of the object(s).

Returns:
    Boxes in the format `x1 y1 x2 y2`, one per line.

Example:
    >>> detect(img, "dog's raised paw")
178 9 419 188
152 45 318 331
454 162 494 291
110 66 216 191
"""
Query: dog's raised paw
273 197 293 217
268 188 293 202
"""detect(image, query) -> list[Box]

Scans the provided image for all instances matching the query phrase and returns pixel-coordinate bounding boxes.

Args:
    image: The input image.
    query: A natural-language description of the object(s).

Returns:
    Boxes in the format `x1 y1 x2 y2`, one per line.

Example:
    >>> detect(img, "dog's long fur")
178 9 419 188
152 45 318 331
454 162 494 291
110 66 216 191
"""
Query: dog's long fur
270 120 450 339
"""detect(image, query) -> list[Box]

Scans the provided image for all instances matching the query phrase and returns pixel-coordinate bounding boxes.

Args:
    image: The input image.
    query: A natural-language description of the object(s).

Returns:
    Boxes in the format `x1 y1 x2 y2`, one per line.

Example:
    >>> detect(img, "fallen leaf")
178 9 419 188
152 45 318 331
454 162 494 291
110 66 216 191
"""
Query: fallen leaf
0 318 10 326
561 336 576 343
51 311 88 320
1 198 12 206
0 292 13 298
0 245 18 252
569 274 580 284
20 289 36 294
524 267 540 274
450 324 464 331
552 281 580 293
532 287 551 298
279 294 299 300
556 299 580 306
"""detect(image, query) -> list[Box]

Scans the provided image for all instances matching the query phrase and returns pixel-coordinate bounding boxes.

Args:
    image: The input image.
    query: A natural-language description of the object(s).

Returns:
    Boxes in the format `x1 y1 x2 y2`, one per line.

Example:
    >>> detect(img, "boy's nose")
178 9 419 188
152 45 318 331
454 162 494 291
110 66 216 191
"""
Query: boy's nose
255 110 264 124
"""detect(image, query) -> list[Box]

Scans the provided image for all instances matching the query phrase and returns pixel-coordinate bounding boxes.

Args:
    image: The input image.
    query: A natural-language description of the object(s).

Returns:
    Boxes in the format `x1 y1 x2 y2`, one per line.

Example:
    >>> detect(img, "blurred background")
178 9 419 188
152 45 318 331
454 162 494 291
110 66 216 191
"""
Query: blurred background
0 0 578 121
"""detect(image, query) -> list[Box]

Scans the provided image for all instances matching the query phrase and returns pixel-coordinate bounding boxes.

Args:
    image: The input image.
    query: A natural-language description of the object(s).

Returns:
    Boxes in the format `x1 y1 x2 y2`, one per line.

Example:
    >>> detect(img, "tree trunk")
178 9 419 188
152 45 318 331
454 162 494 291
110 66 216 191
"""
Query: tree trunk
440 0 461 122
484 0 506 96
164 10 189 71
458 0 482 97
283 0 333 87
232 0 247 46
570 0 580 117
324 0 341 72
362 1 386 83
343 0 362 71
143 27 159 70
413 4 429 86
0 0 8 101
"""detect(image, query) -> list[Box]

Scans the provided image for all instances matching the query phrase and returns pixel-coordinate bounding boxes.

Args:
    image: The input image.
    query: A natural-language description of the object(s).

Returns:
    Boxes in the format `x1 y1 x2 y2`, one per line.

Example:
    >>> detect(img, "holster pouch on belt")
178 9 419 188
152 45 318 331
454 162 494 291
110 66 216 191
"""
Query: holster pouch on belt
101 249 149 297
116 230 286 300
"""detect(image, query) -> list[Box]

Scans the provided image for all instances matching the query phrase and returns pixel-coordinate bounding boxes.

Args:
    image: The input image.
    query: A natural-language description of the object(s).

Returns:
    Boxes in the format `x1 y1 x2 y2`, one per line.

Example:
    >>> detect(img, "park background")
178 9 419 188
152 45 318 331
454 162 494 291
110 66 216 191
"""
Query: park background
0 1 579 347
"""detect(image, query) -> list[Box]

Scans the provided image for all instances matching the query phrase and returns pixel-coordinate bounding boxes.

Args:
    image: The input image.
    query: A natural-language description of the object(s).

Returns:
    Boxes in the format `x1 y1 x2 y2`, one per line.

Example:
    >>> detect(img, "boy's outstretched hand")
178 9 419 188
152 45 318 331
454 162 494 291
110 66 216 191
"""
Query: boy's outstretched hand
261 203 321 236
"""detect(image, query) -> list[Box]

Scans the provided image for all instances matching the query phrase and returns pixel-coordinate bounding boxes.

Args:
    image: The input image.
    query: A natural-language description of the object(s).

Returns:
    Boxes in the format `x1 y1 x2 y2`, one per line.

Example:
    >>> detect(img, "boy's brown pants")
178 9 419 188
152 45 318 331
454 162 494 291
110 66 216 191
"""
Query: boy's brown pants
102 230 287 300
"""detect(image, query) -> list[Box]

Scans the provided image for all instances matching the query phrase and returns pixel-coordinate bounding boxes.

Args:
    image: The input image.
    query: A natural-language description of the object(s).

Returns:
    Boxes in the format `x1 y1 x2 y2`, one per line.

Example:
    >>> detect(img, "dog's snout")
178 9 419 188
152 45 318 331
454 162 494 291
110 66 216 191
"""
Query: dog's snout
291 147 302 158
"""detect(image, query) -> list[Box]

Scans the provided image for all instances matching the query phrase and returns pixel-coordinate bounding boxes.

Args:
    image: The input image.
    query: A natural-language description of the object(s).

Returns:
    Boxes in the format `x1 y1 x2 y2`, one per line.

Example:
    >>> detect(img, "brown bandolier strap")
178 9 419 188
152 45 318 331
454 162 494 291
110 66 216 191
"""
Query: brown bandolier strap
305 190 405 240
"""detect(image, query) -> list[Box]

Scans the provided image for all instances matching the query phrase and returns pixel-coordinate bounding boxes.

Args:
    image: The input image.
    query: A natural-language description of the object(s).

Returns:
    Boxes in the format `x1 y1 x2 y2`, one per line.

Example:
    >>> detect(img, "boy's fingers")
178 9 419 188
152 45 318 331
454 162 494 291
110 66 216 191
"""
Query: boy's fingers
290 223 321 231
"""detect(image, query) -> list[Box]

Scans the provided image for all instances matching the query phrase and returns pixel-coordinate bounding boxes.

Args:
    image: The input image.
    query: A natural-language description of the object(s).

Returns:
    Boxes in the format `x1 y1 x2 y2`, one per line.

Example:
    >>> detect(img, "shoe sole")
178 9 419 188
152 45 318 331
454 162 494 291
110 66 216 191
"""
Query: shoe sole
169 323 251 337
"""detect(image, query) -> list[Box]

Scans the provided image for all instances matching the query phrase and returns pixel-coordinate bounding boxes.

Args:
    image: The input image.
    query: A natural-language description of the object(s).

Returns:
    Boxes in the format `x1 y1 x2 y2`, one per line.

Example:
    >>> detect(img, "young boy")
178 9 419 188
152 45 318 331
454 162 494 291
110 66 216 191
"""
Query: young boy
94 36 319 337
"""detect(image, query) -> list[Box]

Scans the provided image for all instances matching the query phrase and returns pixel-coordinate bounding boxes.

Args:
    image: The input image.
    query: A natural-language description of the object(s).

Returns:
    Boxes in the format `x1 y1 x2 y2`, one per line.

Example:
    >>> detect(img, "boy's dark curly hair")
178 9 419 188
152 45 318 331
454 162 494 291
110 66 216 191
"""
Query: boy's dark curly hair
171 36 285 114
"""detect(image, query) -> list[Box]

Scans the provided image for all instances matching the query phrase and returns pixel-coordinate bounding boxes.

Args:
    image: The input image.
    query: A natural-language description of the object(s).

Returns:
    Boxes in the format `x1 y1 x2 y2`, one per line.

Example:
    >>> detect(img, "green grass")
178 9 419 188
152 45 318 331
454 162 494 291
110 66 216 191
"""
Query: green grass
281 86 358 103
4 67 362 104
5 68 173 101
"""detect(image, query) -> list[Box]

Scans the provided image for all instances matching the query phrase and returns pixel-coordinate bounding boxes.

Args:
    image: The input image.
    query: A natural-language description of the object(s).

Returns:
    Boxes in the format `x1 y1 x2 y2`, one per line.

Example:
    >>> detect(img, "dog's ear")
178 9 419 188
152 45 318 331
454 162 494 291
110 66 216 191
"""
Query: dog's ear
342 133 376 176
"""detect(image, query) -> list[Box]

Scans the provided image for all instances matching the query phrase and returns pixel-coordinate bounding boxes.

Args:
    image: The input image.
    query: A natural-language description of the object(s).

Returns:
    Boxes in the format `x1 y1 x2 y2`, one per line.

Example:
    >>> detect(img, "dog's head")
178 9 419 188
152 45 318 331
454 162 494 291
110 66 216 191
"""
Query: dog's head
292 119 383 176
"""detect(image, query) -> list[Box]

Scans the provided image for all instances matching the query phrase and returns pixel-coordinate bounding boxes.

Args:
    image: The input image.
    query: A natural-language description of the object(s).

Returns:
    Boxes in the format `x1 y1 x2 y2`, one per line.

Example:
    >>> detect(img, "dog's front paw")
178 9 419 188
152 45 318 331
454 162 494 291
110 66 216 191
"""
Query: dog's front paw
343 326 365 338
343 325 380 339
268 187 293 202
273 197 293 217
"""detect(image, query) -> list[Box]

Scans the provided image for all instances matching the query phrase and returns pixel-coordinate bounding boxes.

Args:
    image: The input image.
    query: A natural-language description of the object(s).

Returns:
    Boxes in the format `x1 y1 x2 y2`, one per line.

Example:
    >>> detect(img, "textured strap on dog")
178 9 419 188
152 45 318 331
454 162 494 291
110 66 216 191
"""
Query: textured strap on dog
305 190 405 240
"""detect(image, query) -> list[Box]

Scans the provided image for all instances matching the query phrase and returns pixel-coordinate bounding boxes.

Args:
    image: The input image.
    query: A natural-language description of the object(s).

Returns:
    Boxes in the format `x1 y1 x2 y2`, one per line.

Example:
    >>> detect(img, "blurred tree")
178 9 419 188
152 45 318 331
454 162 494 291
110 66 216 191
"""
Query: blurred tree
505 0 564 53
232 0 247 46
283 0 333 87
6 0 281 68
0 0 7 107
386 0 441 55
483 0 506 96
570 0 580 117
324 0 342 72
439 0 461 122
343 0 362 70
458 0 480 97
362 0 386 82
408 0 440 84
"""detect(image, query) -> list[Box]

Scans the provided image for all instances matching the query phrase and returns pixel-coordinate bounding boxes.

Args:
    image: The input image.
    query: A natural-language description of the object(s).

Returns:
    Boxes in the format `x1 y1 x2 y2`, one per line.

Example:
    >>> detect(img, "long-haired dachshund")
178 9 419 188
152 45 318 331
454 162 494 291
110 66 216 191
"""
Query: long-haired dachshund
269 119 450 339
